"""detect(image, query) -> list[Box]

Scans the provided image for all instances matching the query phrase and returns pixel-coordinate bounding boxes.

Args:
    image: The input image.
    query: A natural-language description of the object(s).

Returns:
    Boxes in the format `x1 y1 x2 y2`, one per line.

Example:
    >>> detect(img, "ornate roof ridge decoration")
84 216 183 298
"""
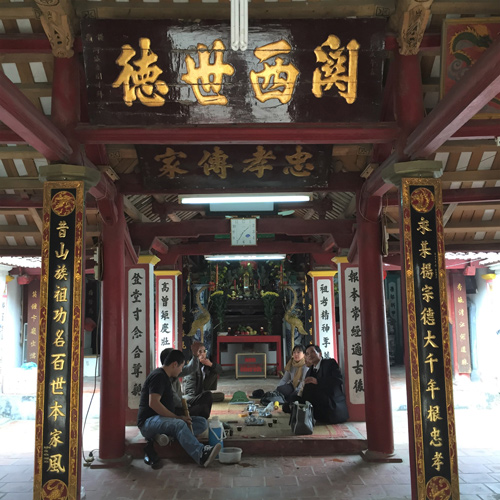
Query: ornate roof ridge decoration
445 252 500 266
34 0 77 58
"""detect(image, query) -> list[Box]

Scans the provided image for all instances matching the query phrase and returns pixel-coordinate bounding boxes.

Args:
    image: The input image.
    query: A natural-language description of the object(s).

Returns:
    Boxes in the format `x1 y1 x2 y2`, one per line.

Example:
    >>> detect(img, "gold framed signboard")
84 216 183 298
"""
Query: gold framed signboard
34 182 85 500
236 353 267 379
401 178 459 500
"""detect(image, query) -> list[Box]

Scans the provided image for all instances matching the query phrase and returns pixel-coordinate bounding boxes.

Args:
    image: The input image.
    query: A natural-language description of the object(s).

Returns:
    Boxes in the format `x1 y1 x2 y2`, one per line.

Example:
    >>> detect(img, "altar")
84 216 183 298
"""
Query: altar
217 335 283 374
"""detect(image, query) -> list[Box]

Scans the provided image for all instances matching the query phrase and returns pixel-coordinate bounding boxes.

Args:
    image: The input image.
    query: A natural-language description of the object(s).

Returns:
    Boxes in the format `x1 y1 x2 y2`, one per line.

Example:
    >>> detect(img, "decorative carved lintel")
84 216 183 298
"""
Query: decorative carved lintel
34 0 77 58
389 0 434 56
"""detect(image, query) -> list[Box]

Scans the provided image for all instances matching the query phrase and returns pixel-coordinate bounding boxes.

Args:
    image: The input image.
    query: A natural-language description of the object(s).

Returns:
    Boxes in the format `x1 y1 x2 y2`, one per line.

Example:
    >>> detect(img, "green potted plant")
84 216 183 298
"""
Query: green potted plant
210 290 228 333
261 291 279 335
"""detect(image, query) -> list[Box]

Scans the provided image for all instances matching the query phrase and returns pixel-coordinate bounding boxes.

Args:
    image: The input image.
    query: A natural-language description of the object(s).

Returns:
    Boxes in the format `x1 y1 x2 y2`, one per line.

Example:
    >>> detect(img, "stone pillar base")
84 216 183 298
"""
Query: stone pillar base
360 449 403 463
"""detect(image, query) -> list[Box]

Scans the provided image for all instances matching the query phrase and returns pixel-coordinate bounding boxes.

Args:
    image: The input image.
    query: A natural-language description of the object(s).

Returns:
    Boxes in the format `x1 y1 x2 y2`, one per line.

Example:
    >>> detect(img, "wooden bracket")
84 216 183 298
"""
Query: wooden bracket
389 0 434 56
34 0 77 58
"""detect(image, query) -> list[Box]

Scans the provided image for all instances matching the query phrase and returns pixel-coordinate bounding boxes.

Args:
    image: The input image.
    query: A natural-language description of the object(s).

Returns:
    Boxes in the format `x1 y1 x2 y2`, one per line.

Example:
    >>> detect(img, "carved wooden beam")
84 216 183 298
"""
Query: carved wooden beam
118 172 363 196
128 218 355 241
389 0 434 55
34 0 77 58
158 240 331 259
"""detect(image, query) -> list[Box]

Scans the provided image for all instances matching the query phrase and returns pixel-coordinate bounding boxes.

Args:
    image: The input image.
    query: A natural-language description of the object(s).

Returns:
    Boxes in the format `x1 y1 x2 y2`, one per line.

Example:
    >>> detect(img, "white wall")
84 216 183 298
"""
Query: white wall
469 268 500 388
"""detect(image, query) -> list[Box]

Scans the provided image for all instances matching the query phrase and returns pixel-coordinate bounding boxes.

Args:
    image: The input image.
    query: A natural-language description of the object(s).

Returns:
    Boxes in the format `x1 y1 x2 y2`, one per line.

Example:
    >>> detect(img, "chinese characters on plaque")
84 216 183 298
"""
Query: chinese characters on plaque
127 268 148 409
340 266 365 405
34 184 84 500
315 279 336 360
156 275 177 365
451 274 472 374
402 179 458 499
137 144 330 191
81 19 385 126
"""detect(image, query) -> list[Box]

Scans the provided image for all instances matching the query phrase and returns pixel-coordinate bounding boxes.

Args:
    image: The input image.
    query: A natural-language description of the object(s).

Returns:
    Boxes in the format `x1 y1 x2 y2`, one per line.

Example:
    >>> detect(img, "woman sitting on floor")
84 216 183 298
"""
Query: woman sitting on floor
276 344 307 403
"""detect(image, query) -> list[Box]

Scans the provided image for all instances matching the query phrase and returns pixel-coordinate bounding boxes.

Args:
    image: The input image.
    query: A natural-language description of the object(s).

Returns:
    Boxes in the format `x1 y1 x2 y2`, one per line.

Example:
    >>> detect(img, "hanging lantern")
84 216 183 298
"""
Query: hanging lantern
481 273 497 292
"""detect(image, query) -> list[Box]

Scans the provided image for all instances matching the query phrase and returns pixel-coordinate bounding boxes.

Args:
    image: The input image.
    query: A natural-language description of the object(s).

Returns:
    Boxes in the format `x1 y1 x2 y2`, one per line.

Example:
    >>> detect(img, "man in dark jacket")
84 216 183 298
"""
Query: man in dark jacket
184 341 223 399
293 344 349 424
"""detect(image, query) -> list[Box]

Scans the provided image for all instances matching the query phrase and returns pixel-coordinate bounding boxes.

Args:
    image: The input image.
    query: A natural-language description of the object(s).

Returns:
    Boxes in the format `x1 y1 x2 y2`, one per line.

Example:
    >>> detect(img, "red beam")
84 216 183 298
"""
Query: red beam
453 120 500 139
128 218 354 241
162 240 329 257
405 35 500 159
0 127 22 143
0 194 98 209
0 194 44 208
310 253 336 269
384 32 441 52
75 123 399 145
0 71 72 161
118 172 363 195
0 34 52 53
0 33 440 55
5 119 500 146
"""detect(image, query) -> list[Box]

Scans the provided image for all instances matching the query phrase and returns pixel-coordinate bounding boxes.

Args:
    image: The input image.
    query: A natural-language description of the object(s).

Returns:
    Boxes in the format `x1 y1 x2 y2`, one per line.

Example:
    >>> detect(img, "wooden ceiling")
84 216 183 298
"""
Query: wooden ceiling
1 0 500 266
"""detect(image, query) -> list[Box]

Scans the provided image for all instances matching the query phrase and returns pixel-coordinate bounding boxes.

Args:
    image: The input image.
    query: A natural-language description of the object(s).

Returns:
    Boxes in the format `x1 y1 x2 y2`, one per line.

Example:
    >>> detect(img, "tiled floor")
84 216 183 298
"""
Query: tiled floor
1 367 500 499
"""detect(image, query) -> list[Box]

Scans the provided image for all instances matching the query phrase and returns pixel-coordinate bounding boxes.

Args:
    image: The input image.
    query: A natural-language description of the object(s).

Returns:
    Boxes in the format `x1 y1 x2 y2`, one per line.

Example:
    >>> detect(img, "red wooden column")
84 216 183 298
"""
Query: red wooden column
357 195 396 460
394 52 424 156
99 194 127 461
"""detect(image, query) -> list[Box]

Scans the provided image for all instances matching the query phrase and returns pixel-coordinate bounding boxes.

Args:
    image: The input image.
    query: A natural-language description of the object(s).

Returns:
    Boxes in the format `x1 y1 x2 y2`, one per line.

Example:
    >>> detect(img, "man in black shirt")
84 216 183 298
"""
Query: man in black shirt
137 349 221 468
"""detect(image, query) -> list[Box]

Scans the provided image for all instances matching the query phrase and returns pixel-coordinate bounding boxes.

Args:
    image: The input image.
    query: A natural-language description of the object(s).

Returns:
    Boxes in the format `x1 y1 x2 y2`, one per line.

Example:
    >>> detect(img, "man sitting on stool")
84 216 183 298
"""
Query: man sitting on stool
292 344 349 424
161 347 214 420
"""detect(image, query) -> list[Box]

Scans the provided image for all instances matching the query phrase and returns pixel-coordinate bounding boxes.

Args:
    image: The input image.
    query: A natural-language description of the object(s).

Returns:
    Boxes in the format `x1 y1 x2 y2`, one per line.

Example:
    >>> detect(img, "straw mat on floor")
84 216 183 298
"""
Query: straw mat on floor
212 399 352 440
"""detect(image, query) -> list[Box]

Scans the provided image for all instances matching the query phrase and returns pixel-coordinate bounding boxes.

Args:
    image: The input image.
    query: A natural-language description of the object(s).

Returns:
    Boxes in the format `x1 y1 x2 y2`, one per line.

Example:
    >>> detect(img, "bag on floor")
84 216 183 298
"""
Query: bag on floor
260 390 285 406
289 401 315 435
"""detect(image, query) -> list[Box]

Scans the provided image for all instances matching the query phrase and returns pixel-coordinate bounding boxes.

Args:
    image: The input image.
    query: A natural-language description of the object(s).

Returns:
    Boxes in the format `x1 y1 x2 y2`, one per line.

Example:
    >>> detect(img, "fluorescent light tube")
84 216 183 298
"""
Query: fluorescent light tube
180 193 311 204
205 254 286 261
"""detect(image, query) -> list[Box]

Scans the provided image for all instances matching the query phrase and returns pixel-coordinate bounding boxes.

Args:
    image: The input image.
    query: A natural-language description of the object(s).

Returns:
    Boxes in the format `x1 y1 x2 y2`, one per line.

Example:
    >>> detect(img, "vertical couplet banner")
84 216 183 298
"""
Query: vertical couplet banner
26 279 41 364
126 267 148 413
338 264 365 419
308 272 337 359
401 178 459 500
450 274 472 374
34 182 85 500
154 271 181 366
